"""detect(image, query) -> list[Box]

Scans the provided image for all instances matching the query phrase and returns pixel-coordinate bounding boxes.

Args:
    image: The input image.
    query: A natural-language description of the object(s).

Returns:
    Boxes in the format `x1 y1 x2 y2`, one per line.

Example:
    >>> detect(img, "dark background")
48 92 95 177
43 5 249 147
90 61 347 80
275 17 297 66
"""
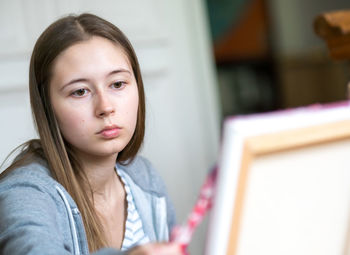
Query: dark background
205 0 350 117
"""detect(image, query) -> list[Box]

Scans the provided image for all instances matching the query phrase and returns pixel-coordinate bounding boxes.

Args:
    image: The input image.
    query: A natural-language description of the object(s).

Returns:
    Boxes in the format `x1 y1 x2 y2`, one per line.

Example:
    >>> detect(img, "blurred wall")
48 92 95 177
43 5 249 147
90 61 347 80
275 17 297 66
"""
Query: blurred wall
0 0 221 253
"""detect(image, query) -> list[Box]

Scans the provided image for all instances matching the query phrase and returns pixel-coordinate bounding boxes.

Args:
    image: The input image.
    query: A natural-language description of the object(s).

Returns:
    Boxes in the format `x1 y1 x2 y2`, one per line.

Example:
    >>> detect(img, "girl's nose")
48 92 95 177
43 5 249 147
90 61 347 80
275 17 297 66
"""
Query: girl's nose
95 93 115 118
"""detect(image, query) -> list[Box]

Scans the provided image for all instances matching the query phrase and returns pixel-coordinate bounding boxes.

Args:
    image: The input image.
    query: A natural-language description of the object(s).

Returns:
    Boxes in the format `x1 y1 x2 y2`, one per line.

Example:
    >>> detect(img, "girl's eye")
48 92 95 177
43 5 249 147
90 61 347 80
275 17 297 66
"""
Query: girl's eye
71 88 88 97
111 81 126 89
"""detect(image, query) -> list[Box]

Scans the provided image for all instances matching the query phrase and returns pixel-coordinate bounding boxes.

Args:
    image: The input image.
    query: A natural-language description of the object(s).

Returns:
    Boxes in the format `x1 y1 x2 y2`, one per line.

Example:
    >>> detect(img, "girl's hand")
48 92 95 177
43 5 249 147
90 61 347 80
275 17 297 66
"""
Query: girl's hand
127 242 184 255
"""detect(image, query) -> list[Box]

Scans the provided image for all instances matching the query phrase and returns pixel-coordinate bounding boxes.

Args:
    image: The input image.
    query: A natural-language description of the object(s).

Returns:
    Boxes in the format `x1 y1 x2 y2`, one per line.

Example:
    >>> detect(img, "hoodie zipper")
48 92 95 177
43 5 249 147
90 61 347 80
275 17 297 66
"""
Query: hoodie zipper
56 185 81 255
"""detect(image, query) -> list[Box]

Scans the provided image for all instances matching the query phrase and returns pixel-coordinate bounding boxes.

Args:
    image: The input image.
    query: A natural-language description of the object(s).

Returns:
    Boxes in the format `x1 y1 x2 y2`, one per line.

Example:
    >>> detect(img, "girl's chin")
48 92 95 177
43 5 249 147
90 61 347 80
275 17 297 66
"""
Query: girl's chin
74 149 121 160
70 141 128 159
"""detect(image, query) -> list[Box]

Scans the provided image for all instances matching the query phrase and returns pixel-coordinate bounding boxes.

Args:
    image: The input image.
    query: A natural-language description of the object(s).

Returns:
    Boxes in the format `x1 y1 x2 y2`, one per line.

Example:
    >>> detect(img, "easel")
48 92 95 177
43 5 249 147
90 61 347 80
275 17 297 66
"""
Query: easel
315 11 350 254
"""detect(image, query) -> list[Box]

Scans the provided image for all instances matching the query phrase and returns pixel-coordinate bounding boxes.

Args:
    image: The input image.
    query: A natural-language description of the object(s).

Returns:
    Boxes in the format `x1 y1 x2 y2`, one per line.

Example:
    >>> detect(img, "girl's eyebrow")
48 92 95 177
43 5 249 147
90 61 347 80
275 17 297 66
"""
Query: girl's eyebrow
108 68 131 77
60 68 132 91
60 78 88 91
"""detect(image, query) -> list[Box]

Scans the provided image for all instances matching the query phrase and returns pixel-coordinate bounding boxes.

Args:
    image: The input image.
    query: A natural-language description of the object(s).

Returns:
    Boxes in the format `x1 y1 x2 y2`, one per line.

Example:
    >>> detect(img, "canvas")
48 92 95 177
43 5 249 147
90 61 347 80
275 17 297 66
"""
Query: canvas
206 101 350 255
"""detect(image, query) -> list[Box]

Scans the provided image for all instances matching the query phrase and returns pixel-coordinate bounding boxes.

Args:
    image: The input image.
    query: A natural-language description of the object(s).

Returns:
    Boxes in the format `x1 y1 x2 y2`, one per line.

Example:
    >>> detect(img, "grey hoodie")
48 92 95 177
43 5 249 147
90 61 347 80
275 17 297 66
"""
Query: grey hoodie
0 156 175 255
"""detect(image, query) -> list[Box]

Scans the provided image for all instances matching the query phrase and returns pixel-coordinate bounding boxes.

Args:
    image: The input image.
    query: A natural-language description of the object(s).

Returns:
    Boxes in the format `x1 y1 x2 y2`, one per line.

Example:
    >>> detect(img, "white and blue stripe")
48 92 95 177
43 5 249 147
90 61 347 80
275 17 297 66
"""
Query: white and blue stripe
117 169 150 251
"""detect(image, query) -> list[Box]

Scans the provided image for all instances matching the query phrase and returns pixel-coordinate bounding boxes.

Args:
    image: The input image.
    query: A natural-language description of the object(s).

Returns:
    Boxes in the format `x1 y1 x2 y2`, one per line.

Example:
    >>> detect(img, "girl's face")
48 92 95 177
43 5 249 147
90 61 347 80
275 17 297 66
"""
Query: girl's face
50 36 139 160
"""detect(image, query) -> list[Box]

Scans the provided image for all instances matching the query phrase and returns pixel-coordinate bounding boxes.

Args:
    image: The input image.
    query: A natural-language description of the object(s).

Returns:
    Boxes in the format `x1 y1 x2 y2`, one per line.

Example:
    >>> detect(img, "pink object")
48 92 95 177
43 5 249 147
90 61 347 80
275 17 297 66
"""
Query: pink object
170 166 218 254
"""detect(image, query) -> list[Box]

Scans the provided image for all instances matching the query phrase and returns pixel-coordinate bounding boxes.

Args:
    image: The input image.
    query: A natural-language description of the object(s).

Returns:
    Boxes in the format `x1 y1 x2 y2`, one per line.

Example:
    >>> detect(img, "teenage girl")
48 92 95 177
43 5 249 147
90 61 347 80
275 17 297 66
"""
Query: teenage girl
0 13 182 255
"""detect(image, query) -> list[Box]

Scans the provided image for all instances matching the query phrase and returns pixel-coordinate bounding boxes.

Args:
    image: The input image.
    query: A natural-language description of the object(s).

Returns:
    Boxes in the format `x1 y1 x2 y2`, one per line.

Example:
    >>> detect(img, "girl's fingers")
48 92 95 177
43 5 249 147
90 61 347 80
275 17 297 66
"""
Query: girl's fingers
128 242 184 255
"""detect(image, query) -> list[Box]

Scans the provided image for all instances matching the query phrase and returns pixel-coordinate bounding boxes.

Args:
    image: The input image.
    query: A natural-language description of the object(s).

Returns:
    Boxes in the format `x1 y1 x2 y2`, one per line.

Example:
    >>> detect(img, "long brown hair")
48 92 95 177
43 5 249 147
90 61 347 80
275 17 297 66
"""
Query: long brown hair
0 13 145 251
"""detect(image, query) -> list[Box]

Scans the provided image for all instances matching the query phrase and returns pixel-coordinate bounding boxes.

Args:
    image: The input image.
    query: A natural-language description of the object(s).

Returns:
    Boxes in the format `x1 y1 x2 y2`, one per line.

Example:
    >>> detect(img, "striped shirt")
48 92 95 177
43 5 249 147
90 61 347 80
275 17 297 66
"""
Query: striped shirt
117 169 150 251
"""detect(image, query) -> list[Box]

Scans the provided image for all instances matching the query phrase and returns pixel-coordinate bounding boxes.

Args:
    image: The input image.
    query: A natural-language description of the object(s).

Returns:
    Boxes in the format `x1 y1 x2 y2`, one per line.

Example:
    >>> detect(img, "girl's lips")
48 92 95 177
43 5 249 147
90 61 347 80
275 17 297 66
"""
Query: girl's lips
100 128 120 138
97 126 121 139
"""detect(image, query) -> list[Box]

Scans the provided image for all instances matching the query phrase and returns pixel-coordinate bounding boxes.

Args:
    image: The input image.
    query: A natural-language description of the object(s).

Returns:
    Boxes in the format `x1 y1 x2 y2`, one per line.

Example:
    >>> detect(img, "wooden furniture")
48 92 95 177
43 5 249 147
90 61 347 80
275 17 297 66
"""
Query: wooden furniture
314 9 350 60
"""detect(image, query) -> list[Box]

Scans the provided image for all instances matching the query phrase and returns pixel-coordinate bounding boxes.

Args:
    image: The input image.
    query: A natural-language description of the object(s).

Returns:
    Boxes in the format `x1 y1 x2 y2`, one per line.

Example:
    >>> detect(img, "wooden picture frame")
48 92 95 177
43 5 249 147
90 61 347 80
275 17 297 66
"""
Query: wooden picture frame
206 101 350 255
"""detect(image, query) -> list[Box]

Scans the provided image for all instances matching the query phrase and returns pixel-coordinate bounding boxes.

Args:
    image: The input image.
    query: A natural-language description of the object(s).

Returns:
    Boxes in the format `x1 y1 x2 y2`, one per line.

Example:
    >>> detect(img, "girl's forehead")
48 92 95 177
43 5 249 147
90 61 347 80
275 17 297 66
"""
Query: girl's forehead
56 36 130 66
51 36 133 81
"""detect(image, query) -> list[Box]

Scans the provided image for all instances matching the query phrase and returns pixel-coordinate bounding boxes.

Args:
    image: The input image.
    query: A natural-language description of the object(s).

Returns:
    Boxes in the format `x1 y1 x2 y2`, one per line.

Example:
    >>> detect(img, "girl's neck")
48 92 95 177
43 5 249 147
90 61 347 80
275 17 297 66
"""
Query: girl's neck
77 152 122 204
